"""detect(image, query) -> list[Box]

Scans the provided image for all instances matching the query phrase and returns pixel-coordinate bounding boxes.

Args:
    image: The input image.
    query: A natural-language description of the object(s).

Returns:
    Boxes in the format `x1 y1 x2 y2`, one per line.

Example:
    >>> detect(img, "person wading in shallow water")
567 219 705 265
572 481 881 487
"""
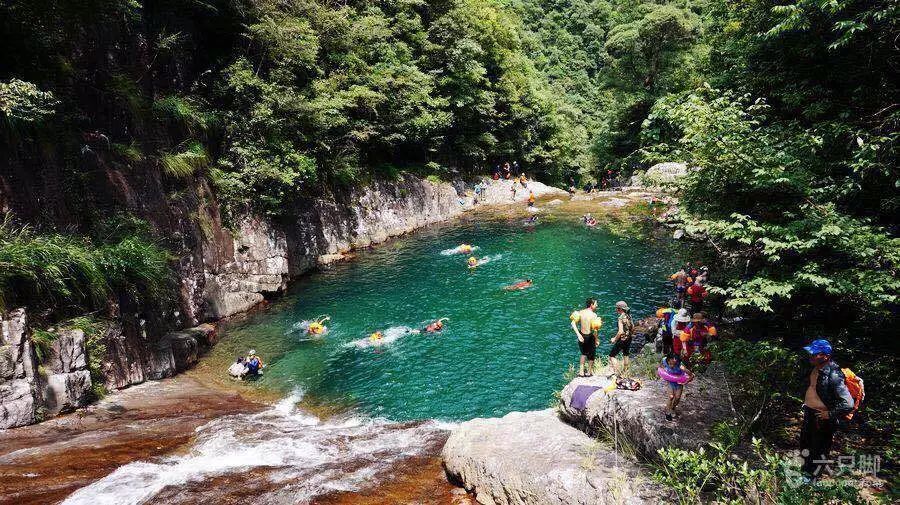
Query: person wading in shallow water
570 298 601 377
800 339 855 479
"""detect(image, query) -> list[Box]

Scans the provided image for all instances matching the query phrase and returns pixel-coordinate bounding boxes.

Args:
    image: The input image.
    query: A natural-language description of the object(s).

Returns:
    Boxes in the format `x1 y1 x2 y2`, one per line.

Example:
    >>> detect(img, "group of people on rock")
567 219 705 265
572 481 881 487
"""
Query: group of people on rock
569 259 865 481
568 262 720 423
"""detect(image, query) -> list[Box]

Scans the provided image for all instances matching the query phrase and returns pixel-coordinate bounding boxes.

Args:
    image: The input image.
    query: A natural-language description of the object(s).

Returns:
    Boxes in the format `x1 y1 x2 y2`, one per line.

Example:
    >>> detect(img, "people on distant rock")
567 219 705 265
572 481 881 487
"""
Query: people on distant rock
467 256 479 269
307 316 330 336
245 350 264 377
510 182 517 200
656 305 676 355
504 279 533 291
609 300 635 375
503 162 512 179
679 313 717 364
519 173 528 188
686 280 708 313
228 357 247 378
671 308 691 357
570 298 602 377
527 191 536 207
422 318 448 333
800 339 855 478
661 352 694 421
524 214 538 225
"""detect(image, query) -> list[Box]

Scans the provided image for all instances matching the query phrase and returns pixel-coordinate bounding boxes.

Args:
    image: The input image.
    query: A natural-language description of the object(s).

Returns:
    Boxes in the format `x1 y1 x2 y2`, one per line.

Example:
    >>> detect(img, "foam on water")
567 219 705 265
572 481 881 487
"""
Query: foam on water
345 325 416 349
61 389 449 505
439 245 479 255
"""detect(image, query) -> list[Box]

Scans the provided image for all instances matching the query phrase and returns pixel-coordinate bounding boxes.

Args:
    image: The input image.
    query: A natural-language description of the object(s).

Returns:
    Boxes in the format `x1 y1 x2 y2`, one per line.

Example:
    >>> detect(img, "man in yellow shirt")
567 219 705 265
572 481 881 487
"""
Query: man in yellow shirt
570 298 602 377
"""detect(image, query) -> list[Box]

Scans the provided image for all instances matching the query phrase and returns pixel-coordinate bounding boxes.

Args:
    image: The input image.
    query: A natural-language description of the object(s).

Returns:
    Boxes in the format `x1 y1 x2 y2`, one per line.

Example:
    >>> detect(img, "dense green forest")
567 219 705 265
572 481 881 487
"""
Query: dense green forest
4 0 895 325
1 0 897 499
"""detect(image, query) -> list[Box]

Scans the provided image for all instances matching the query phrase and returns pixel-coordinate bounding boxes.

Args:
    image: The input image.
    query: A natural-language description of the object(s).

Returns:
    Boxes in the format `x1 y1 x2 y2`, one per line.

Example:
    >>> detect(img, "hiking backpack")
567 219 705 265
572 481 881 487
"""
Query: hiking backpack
841 368 865 421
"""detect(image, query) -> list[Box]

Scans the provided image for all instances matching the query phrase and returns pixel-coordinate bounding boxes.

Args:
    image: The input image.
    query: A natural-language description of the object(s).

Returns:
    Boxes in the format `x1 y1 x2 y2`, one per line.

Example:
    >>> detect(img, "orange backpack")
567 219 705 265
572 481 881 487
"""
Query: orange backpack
841 368 865 421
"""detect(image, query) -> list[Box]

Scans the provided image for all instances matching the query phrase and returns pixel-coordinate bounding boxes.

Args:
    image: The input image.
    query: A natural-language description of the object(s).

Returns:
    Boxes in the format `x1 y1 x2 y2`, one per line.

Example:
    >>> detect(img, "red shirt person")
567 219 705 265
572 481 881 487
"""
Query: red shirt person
679 313 717 364
686 281 708 313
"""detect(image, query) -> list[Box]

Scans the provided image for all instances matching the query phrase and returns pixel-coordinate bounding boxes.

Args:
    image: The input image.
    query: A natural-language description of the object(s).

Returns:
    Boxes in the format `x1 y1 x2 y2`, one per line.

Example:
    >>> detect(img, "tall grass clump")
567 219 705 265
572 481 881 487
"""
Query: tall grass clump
153 95 210 133
0 214 173 313
160 141 209 178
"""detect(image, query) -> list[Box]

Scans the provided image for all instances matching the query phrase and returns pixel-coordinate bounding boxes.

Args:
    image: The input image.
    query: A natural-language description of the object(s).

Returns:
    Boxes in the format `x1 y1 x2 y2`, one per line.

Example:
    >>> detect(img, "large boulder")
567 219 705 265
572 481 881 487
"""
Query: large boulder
559 364 734 459
443 409 664 505
44 328 88 374
43 370 92 415
641 163 687 186
0 378 38 428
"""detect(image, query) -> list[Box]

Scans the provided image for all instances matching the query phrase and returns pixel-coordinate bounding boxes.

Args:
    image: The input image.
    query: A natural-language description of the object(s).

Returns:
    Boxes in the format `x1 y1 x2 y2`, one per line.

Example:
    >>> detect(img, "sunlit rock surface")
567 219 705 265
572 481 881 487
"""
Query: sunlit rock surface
443 409 663 505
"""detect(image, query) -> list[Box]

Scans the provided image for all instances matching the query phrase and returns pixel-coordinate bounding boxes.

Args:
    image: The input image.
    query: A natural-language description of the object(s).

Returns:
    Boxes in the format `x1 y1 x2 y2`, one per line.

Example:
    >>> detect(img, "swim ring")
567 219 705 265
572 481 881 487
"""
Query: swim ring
658 366 690 384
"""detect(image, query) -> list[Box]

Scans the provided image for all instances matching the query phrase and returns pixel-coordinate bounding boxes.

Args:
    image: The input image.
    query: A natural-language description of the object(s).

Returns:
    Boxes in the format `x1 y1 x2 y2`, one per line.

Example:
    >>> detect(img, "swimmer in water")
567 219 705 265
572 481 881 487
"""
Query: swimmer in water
369 331 384 342
525 215 538 225
457 244 473 254
504 279 533 291
467 256 479 269
582 213 597 227
418 318 448 334
306 316 330 335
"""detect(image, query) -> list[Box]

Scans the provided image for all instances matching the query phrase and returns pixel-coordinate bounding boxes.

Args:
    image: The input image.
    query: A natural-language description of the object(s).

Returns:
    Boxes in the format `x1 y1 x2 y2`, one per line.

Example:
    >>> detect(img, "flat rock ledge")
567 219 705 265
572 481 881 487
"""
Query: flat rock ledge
442 409 664 505
559 365 735 459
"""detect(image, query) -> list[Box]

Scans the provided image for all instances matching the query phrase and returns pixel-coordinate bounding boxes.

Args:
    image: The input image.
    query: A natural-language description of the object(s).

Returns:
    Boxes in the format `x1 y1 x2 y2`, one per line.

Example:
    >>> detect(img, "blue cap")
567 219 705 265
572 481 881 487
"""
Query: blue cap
803 339 832 356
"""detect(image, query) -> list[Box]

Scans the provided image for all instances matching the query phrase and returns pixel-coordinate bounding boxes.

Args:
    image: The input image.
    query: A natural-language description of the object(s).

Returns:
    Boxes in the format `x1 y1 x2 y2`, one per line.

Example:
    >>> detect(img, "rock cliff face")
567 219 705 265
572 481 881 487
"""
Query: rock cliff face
0 308 220 428
200 176 565 319
442 409 664 505
0 310 39 429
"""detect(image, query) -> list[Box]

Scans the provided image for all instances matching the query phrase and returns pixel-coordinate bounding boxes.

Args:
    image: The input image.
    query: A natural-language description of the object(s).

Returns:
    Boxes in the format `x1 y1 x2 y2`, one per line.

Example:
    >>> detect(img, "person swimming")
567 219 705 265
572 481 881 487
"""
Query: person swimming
467 256 479 269
306 316 330 335
504 279 533 291
421 318 448 333
368 331 384 342
525 214 538 225
457 244 474 254
582 214 597 227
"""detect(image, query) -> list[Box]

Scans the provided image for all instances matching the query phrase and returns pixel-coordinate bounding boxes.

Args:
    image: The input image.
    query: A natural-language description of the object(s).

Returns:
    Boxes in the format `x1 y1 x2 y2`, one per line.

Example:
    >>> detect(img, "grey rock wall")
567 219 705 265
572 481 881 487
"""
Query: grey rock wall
1 310 40 428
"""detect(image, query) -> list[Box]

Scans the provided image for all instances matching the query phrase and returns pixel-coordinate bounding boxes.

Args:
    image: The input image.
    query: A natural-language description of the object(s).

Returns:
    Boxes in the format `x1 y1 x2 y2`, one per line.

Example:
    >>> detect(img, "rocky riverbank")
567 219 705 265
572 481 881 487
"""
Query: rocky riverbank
442 360 735 504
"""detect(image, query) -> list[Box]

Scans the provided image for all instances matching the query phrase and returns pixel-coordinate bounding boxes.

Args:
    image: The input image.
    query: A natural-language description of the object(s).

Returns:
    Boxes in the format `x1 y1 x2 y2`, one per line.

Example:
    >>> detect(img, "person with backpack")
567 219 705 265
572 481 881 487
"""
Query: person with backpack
800 339 857 478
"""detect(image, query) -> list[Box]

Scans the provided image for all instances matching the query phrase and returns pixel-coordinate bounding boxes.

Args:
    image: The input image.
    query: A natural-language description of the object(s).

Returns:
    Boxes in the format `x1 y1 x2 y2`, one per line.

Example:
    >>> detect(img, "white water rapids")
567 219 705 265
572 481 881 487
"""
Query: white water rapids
61 390 452 505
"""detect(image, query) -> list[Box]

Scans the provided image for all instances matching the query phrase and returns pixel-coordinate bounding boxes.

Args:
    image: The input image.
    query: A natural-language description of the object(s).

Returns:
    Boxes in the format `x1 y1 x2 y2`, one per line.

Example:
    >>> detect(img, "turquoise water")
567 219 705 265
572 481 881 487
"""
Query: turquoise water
216 216 678 421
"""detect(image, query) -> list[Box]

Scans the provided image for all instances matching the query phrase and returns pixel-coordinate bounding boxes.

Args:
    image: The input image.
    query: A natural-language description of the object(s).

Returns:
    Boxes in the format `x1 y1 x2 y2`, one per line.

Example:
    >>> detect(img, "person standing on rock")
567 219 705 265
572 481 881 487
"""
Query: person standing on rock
800 339 855 479
662 352 694 421
570 298 601 377
686 279 708 314
609 301 635 375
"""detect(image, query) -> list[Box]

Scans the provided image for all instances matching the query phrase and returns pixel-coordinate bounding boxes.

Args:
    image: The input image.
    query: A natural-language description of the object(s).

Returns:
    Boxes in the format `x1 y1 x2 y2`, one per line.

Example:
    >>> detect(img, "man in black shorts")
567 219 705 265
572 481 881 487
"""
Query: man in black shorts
570 298 601 377
609 300 634 374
